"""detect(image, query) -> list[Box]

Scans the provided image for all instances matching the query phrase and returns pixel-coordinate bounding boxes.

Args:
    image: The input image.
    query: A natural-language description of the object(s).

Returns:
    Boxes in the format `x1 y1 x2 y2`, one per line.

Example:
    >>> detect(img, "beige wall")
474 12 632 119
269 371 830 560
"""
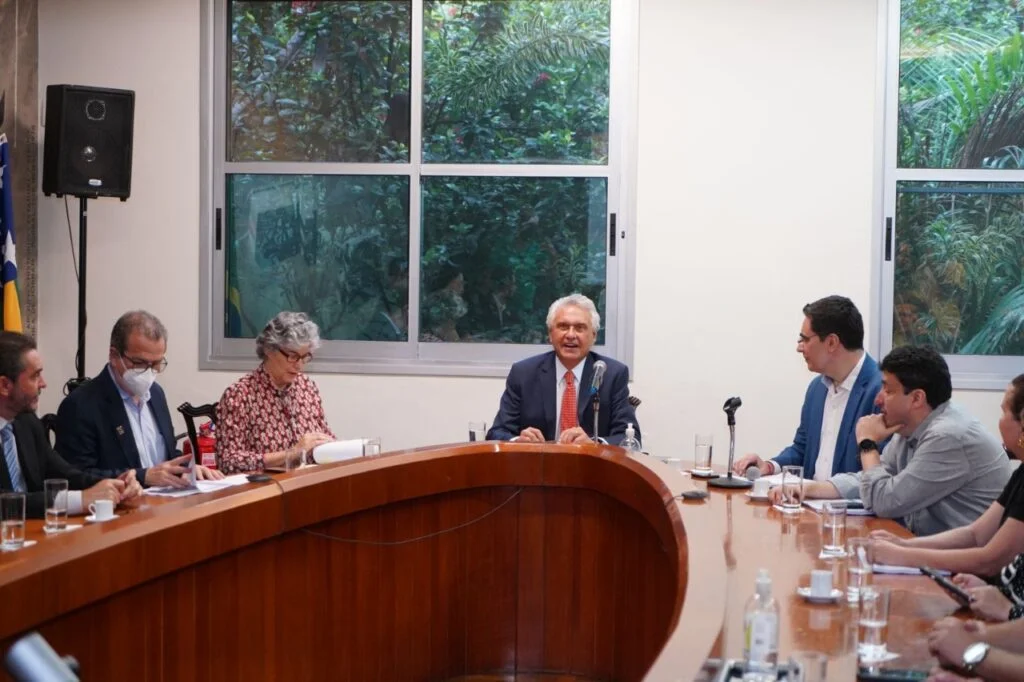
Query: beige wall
35 0 1006 456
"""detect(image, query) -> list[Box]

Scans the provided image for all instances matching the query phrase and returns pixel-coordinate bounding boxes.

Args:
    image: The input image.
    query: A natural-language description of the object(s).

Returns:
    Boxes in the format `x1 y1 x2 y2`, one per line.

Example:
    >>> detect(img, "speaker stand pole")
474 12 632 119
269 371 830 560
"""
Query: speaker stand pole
66 197 88 393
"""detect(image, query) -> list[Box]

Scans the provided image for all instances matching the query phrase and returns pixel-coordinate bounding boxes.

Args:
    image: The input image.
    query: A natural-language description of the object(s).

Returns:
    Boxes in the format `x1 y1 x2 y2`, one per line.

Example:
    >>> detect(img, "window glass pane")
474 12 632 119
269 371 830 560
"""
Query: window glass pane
226 174 410 340
898 2 1024 169
894 181 1024 354
420 176 607 343
422 1 610 164
229 1 411 162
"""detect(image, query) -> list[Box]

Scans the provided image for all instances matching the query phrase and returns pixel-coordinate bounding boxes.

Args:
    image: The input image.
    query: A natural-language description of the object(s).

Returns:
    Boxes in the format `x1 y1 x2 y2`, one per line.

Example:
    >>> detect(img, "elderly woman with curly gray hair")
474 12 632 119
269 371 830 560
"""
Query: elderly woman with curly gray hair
215 312 335 474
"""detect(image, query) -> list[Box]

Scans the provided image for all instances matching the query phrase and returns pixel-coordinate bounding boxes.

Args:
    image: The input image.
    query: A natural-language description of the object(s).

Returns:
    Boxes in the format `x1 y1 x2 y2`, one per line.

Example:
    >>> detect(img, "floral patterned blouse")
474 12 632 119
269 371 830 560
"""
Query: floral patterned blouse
215 365 334 474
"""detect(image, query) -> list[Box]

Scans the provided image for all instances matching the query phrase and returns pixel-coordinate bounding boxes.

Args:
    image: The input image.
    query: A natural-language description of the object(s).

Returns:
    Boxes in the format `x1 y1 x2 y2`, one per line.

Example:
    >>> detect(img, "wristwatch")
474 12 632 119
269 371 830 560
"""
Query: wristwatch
962 641 990 673
858 438 879 453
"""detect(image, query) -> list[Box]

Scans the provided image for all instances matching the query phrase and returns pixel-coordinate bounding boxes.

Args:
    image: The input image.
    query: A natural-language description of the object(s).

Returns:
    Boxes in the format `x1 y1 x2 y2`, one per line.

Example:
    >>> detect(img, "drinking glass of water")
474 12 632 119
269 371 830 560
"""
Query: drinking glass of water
780 465 804 513
362 437 382 457
693 433 713 474
0 492 26 551
44 479 69 534
846 537 873 603
468 422 487 442
857 586 891 662
821 501 847 557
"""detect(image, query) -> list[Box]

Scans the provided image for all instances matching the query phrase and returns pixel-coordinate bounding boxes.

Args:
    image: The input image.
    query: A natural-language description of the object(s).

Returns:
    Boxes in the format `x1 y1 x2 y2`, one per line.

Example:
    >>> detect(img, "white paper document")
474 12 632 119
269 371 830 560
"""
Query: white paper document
144 473 251 497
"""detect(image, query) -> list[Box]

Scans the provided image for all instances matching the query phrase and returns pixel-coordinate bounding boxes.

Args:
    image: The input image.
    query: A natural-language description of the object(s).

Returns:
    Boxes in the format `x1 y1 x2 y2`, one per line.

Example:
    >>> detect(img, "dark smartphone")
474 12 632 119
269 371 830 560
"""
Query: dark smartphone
677 490 709 501
846 500 865 510
247 473 272 483
920 566 974 606
857 667 928 681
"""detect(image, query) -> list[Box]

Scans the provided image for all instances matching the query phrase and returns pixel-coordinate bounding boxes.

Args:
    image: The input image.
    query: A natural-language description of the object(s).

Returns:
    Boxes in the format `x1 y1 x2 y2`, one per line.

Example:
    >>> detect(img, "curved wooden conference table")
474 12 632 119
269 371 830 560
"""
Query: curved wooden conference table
0 443 959 681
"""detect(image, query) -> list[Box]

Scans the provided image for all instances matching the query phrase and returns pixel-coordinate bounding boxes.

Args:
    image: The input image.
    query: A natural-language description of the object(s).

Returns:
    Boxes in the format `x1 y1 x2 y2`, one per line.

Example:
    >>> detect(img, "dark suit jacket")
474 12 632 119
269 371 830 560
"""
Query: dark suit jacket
486 351 640 446
56 367 177 487
773 353 884 479
0 413 101 518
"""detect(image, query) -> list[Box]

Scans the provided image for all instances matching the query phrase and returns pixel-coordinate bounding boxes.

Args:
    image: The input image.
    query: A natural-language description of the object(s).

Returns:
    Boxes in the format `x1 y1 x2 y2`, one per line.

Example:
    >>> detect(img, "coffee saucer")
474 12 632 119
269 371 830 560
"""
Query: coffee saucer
85 513 120 523
689 469 718 479
796 586 842 604
745 491 771 502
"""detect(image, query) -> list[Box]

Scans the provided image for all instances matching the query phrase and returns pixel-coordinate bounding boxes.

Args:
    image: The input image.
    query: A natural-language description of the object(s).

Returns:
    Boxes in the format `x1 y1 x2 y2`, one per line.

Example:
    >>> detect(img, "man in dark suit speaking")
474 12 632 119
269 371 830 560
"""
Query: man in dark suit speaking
0 332 141 517
486 293 640 446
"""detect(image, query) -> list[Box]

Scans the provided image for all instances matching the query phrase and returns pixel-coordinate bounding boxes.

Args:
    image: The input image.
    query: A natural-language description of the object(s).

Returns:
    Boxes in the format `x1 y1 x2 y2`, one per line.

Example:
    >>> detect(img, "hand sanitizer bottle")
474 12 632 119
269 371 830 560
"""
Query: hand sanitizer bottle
620 423 640 452
743 568 779 681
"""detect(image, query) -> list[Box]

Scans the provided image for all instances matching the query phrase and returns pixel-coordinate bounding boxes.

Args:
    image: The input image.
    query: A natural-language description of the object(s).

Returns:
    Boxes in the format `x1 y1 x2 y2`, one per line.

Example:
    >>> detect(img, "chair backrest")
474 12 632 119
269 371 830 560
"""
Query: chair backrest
41 413 59 447
177 402 218 462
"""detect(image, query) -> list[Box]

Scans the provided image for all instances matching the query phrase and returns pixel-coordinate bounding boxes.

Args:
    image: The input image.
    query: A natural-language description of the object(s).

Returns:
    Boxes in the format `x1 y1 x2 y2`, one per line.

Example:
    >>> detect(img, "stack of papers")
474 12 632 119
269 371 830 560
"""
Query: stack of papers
144 473 251 498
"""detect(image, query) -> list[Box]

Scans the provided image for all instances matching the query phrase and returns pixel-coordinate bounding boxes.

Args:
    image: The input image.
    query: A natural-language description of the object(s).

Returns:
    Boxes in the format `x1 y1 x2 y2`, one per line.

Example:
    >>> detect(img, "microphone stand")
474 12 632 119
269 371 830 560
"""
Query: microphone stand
591 391 600 443
709 397 752 489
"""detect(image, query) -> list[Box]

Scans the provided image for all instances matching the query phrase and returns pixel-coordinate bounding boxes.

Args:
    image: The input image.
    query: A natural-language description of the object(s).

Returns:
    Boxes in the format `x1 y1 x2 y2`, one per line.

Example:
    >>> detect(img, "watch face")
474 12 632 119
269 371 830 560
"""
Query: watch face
964 641 989 666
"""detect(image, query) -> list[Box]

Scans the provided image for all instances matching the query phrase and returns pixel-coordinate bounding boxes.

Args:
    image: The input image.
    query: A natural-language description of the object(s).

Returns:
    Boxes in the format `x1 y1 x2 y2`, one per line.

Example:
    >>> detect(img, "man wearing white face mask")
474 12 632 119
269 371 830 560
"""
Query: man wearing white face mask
56 311 223 487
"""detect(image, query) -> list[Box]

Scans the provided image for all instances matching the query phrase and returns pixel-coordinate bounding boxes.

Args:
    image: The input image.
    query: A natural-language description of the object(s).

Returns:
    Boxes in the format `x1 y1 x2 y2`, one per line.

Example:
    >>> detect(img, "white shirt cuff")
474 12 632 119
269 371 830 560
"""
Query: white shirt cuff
769 459 782 475
61 491 84 516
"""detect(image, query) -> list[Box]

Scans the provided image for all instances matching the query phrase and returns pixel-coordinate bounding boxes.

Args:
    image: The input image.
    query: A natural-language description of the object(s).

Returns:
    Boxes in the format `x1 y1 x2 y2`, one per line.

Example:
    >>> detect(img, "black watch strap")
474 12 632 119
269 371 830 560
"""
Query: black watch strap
858 438 878 453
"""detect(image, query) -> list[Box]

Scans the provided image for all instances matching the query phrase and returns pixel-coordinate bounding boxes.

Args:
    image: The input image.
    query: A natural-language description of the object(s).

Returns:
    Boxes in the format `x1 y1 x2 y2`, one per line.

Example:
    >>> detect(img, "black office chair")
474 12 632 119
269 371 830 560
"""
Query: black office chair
177 402 218 462
40 413 59 447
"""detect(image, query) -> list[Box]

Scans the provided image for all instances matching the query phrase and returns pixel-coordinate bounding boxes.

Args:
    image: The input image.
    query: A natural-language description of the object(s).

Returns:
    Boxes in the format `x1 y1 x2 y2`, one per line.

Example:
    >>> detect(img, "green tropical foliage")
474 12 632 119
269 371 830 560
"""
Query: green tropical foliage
894 1 1024 355
226 0 611 343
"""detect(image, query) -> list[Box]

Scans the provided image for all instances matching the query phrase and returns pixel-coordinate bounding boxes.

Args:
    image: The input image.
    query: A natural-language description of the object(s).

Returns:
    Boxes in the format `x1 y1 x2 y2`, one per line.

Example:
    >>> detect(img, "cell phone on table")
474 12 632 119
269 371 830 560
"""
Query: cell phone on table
846 500 865 510
920 565 974 606
856 666 928 681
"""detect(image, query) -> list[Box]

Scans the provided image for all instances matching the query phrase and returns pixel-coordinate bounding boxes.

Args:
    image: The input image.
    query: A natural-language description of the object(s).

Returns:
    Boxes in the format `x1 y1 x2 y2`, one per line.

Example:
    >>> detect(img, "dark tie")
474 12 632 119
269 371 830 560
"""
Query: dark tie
2 424 25 493
559 371 579 435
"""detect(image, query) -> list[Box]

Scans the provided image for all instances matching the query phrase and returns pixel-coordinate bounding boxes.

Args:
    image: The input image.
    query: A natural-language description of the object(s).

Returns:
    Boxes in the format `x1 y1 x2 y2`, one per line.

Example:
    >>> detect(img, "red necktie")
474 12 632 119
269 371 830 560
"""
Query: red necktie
559 370 579 435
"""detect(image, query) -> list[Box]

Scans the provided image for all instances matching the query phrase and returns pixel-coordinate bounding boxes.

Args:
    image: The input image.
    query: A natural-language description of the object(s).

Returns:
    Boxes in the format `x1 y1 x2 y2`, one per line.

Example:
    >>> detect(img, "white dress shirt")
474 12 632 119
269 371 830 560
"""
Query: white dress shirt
812 352 866 481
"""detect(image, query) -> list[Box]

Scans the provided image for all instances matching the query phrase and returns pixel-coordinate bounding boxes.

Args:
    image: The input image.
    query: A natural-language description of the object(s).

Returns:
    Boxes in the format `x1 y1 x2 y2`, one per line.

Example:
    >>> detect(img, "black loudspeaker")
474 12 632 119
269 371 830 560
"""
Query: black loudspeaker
42 84 135 200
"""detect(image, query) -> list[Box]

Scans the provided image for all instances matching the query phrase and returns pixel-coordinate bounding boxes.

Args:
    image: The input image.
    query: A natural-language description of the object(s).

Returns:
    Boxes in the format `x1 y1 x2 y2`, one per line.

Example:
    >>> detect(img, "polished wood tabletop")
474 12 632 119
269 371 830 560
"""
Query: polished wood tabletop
0 447 963 681
646 458 963 680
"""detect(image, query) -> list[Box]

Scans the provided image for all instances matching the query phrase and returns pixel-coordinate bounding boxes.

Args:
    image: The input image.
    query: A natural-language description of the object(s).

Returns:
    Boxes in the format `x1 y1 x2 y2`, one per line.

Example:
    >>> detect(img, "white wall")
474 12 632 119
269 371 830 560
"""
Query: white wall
36 0 1005 457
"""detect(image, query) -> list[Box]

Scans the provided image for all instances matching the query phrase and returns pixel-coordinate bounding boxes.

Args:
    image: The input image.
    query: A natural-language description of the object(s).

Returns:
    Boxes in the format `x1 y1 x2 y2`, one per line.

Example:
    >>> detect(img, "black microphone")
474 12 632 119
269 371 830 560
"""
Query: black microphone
589 360 607 397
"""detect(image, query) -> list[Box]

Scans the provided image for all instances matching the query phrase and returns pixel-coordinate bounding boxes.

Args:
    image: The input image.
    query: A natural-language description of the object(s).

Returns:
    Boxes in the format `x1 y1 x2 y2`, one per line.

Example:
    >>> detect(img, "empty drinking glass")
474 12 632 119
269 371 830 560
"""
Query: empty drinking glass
468 421 487 442
821 501 847 557
857 586 891 662
780 465 804 513
44 479 69 533
693 433 713 474
847 537 873 603
789 650 827 682
0 492 26 551
362 437 382 457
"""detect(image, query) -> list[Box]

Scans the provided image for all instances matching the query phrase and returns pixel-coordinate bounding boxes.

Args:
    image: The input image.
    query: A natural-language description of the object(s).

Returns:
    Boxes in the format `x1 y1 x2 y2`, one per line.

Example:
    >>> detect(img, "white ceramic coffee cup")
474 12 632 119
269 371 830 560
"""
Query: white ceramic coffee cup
89 499 115 520
752 478 771 496
810 568 833 597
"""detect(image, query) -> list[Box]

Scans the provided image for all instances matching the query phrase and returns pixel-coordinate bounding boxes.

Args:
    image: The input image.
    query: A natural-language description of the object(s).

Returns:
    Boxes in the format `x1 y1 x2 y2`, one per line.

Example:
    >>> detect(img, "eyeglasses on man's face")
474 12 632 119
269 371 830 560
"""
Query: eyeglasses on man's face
121 353 168 374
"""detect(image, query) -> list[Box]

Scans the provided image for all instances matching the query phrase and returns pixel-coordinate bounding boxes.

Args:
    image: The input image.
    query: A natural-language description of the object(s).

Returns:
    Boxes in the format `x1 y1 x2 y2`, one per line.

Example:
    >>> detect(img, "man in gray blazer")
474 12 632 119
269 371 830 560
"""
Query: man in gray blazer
787 345 1010 536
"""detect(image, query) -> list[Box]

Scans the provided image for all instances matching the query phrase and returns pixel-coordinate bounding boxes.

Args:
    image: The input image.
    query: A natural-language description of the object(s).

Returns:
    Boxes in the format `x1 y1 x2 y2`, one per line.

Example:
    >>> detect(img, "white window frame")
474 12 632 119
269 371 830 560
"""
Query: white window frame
875 0 1024 390
198 0 639 377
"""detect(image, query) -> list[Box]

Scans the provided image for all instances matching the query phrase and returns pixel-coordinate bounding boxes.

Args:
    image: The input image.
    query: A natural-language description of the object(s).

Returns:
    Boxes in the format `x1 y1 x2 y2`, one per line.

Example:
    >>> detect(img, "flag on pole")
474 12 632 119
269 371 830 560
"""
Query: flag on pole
0 133 23 332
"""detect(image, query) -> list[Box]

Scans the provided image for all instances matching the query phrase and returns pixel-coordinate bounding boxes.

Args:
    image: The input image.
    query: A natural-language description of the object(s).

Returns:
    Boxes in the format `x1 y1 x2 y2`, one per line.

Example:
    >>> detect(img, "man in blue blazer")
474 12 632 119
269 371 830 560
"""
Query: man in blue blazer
486 294 639 446
733 296 883 480
56 311 219 488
